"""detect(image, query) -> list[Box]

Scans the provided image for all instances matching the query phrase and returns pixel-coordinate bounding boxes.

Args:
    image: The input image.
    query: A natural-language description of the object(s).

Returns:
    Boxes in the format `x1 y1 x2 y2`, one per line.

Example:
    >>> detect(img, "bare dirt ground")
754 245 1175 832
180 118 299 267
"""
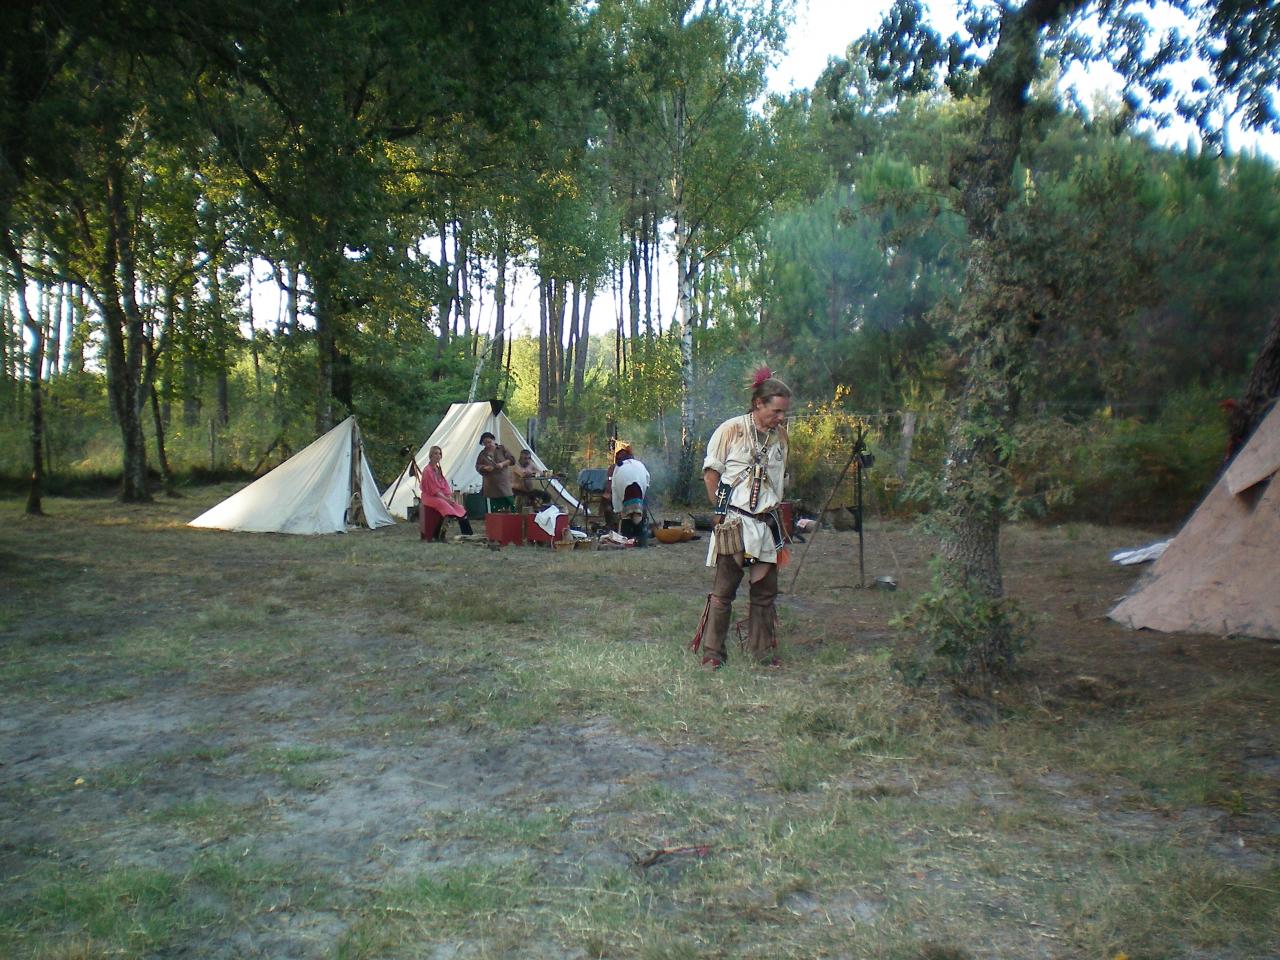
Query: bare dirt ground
1 489 1276 959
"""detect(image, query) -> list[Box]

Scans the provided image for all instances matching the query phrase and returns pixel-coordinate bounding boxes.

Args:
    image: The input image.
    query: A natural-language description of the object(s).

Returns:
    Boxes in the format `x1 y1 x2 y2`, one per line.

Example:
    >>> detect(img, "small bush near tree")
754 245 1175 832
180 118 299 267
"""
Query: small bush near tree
892 562 1034 689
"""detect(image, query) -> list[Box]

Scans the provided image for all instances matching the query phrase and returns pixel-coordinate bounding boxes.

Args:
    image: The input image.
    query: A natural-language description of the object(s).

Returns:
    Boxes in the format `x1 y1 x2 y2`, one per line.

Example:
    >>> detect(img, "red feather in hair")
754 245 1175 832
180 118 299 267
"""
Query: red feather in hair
751 365 772 389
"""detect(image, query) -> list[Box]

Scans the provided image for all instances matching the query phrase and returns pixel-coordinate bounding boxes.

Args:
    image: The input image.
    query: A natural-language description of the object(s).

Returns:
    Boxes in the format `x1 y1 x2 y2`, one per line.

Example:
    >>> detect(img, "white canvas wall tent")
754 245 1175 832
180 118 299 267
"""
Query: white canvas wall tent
382 400 580 519
189 417 395 534
1109 402 1280 640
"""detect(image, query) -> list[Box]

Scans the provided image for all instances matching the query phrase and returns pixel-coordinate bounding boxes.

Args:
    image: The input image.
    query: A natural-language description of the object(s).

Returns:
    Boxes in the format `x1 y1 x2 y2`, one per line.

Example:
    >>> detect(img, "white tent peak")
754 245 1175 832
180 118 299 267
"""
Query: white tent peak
1109 402 1280 640
382 401 580 519
189 416 394 535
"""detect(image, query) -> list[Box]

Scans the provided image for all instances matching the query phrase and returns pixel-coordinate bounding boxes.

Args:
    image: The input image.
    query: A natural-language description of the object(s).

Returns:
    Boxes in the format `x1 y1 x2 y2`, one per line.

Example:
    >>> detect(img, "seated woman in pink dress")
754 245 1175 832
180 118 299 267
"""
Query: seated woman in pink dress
418 445 474 540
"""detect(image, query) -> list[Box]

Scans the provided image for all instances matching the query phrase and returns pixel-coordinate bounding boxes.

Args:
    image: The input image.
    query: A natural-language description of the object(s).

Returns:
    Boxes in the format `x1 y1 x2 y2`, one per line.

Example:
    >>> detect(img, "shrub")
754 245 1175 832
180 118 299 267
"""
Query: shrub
892 565 1033 686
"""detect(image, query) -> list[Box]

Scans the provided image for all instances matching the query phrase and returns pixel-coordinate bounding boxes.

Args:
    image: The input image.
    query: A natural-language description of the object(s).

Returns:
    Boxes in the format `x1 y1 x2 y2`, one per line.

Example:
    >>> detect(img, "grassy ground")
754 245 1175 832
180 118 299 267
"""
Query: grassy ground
0 487 1276 959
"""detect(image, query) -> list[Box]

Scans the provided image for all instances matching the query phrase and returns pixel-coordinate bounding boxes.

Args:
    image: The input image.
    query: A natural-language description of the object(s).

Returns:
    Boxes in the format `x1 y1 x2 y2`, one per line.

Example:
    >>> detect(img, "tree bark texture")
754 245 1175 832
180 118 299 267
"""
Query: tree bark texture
97 160 153 502
493 244 508 373
937 0 1086 672
537 278 549 423
674 86 699 503
1227 311 1280 456
4 238 46 514
575 292 592 398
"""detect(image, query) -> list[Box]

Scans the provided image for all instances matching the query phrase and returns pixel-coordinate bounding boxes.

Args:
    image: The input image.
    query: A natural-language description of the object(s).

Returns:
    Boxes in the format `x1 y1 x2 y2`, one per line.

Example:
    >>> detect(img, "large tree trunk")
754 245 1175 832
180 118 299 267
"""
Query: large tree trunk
1226 312 1280 456
150 383 175 496
100 292 151 502
92 160 153 502
306 241 348 433
936 0 1084 676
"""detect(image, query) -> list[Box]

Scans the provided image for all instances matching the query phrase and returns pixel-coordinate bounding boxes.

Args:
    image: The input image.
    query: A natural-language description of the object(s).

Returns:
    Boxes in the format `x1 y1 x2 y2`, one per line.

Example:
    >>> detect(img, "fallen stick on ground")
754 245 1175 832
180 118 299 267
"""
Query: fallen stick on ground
633 844 713 868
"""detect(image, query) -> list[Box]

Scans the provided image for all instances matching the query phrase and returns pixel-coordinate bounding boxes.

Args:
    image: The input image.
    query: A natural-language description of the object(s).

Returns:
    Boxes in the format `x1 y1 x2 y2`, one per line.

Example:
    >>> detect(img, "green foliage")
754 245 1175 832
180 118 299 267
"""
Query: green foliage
4 0 1280 532
785 386 865 506
349 336 475 475
1021 388 1228 526
753 169 963 408
893 565 1033 685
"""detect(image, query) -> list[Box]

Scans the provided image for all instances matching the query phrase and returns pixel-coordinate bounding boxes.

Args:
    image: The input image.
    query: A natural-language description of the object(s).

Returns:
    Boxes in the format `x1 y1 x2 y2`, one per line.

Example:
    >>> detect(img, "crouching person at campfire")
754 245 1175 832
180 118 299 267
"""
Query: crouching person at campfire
611 443 651 546
693 367 791 669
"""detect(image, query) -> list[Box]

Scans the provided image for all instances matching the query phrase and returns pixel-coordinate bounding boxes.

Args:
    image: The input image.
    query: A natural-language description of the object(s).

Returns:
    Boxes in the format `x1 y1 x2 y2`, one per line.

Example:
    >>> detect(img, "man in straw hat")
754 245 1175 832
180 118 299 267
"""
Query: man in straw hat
692 366 791 669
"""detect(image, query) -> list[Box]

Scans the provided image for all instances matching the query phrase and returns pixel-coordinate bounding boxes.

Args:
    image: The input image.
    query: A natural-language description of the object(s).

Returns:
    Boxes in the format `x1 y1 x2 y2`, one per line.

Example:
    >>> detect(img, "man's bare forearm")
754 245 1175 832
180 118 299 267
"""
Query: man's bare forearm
703 468 720 504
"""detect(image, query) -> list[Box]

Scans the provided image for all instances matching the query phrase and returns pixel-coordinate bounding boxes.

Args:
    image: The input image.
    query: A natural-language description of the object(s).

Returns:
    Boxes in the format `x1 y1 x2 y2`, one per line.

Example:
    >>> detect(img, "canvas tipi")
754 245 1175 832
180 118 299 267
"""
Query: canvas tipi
1109 402 1280 640
382 400 580 519
190 417 394 534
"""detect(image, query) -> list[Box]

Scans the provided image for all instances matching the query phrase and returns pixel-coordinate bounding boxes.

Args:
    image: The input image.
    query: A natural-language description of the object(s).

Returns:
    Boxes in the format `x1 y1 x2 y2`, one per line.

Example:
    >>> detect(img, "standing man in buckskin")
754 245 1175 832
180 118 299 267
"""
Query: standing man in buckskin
476 431 516 512
694 367 792 669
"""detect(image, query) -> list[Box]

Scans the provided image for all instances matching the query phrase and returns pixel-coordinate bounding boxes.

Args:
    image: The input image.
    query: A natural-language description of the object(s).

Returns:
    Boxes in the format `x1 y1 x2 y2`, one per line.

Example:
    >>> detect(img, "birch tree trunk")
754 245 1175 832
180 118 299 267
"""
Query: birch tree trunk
3 234 46 514
47 281 64 379
673 85 700 503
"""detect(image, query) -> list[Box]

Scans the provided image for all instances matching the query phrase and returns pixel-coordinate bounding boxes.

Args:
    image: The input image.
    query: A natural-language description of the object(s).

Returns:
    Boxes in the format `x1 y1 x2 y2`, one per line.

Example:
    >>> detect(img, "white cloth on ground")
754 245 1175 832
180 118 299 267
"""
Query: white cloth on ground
1111 540 1170 565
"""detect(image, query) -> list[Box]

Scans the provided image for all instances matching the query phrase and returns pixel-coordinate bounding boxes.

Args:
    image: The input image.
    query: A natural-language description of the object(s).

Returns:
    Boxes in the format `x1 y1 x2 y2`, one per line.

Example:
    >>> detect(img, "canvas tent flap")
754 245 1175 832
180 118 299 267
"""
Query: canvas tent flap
382 402 581 519
190 417 394 534
357 446 395 529
1224 401 1280 495
1109 403 1280 640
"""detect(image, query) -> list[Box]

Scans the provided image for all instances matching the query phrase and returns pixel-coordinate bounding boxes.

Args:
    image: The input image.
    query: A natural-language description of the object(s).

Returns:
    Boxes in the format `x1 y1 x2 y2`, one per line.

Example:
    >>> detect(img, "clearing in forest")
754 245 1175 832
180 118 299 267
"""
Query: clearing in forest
1 489 1277 959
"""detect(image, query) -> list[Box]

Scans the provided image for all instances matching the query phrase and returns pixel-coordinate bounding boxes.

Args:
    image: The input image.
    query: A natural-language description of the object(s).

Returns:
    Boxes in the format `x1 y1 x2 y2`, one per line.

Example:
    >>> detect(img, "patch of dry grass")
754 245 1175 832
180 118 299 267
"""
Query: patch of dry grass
1 491 1276 959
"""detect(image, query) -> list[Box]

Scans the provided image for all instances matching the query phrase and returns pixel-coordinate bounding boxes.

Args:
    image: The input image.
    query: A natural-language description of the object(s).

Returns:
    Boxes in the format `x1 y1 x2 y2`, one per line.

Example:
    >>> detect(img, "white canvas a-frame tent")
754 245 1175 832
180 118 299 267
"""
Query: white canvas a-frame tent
382 400 580 519
1109 402 1280 640
190 416 394 534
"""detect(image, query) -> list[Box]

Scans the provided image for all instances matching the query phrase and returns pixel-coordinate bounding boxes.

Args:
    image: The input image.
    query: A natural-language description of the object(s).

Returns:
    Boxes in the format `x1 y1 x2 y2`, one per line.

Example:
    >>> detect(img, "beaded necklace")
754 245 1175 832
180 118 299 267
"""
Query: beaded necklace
744 412 776 511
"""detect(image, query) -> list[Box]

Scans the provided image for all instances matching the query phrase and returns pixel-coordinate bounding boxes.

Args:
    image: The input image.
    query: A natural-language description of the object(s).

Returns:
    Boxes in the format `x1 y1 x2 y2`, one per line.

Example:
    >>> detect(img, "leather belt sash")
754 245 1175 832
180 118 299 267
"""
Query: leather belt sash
729 504 785 552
